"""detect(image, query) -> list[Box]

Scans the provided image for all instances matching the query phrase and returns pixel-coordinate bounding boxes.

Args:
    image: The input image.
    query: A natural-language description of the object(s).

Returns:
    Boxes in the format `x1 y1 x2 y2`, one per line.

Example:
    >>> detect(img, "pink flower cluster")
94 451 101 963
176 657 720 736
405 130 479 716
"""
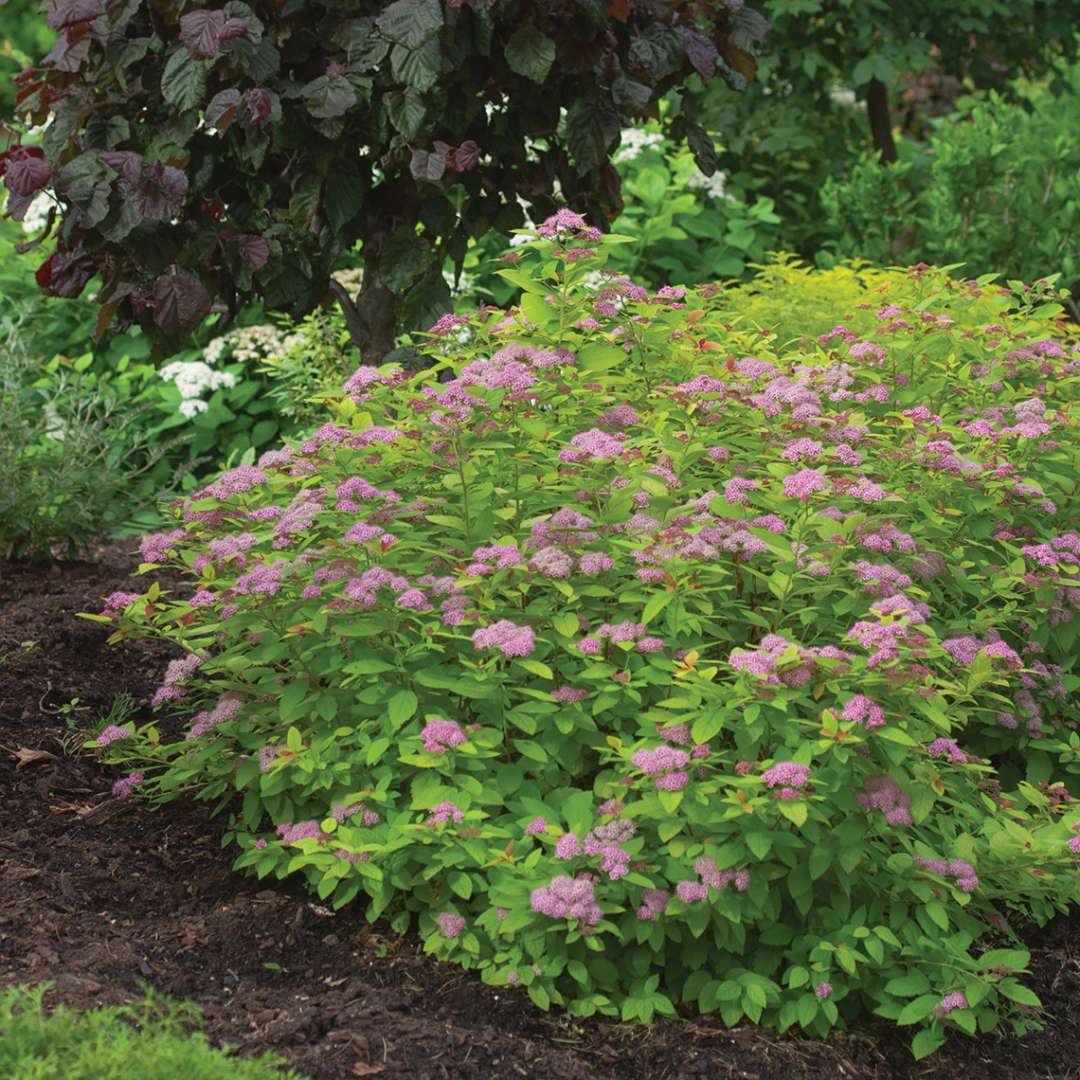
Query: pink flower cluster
187 692 245 739
934 991 970 1017
914 856 979 892
421 718 467 754
761 761 811 800
112 772 144 799
925 738 970 764
101 591 140 617
427 802 464 825
471 619 535 658
636 888 670 921
676 857 750 902
530 874 602 925
856 775 912 826
435 912 466 939
631 745 691 791
551 686 588 703
150 653 203 707
576 621 663 655
842 694 885 730
96 725 131 747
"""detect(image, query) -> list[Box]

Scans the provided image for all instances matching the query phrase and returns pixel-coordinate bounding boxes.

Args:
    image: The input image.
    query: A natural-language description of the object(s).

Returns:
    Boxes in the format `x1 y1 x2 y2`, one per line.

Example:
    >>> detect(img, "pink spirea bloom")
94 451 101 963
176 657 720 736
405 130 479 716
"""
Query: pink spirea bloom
525 817 547 835
842 694 886 730
139 529 185 563
555 832 583 859
536 209 601 242
421 718 467 754
815 982 833 998
926 738 969 764
724 477 758 504
112 772 144 799
782 438 823 462
96 725 131 747
551 686 588 703
934 992 969 1017
436 912 466 939
428 802 464 825
857 775 912 826
396 588 433 612
579 552 614 574
472 620 535 658
560 427 627 462
783 468 829 501
676 880 709 903
101 591 139 616
636 889 670 921
530 874 602 924
530 546 574 578
761 761 811 790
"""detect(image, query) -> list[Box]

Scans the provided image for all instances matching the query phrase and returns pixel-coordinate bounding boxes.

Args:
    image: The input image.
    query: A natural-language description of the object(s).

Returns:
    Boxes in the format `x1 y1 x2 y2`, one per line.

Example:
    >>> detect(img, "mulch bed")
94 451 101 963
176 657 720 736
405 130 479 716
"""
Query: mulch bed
1 541 1077 1080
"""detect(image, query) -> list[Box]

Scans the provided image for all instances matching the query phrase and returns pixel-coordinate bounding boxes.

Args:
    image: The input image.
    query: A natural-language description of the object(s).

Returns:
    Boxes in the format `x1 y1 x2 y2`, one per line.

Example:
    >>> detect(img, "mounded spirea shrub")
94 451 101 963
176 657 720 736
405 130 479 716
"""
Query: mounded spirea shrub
91 218 1080 1059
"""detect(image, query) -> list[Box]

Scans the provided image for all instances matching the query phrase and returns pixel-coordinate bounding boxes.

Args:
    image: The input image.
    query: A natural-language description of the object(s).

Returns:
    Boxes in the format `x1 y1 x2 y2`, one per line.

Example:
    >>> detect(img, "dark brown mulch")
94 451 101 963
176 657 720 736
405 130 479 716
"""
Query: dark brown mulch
1 542 1077 1080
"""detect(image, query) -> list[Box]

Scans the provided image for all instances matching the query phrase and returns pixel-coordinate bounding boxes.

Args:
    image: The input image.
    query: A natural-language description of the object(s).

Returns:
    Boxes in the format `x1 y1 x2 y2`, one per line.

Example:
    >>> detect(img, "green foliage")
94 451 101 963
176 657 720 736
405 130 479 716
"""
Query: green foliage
599 123 781 286
94 227 1080 1055
0 0 55 118
0 983 303 1079
252 307 361 430
8 0 767 359
0 312 174 558
820 70 1080 305
682 3 1080 271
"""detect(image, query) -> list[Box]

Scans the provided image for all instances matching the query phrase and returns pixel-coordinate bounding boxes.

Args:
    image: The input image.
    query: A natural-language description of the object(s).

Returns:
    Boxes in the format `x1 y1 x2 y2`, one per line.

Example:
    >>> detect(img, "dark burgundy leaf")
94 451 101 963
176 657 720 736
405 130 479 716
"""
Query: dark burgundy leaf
5 191 36 221
37 247 96 297
46 0 103 29
410 148 447 183
433 140 480 173
152 271 212 334
100 150 143 186
234 233 270 270
454 139 481 171
244 87 273 126
179 9 227 59
132 162 189 220
205 88 242 132
220 17 251 43
44 27 92 72
681 28 718 79
686 122 718 175
1 147 50 197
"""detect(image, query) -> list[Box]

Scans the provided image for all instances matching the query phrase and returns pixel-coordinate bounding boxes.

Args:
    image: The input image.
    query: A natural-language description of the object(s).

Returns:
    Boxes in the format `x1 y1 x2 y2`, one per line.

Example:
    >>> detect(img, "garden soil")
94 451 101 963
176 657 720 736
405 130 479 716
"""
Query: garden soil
1 542 1077 1080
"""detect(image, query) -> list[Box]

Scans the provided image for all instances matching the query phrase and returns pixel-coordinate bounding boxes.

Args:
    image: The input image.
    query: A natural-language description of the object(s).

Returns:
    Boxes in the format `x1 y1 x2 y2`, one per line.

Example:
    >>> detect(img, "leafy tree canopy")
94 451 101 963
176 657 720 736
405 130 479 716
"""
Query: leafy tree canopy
702 0 1080 162
1 0 768 359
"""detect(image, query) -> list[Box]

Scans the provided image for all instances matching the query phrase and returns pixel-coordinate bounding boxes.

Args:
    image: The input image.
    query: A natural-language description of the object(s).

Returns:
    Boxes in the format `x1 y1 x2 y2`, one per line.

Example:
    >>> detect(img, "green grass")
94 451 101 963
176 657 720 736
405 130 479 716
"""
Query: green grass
0 984 306 1079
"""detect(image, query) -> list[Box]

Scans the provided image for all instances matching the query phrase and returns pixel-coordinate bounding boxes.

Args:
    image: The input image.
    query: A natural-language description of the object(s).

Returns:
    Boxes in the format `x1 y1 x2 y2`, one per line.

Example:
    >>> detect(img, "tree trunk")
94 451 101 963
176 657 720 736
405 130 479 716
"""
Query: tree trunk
867 77 898 164
330 227 399 364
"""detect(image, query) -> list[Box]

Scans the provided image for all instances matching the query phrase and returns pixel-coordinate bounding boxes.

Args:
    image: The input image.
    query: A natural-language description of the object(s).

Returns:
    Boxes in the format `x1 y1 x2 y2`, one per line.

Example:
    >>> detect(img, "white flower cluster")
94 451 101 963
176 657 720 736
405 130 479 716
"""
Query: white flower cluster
829 86 865 110
686 169 732 201
614 128 666 163
443 268 476 296
204 324 299 365
6 190 55 235
159 360 237 419
332 267 364 294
